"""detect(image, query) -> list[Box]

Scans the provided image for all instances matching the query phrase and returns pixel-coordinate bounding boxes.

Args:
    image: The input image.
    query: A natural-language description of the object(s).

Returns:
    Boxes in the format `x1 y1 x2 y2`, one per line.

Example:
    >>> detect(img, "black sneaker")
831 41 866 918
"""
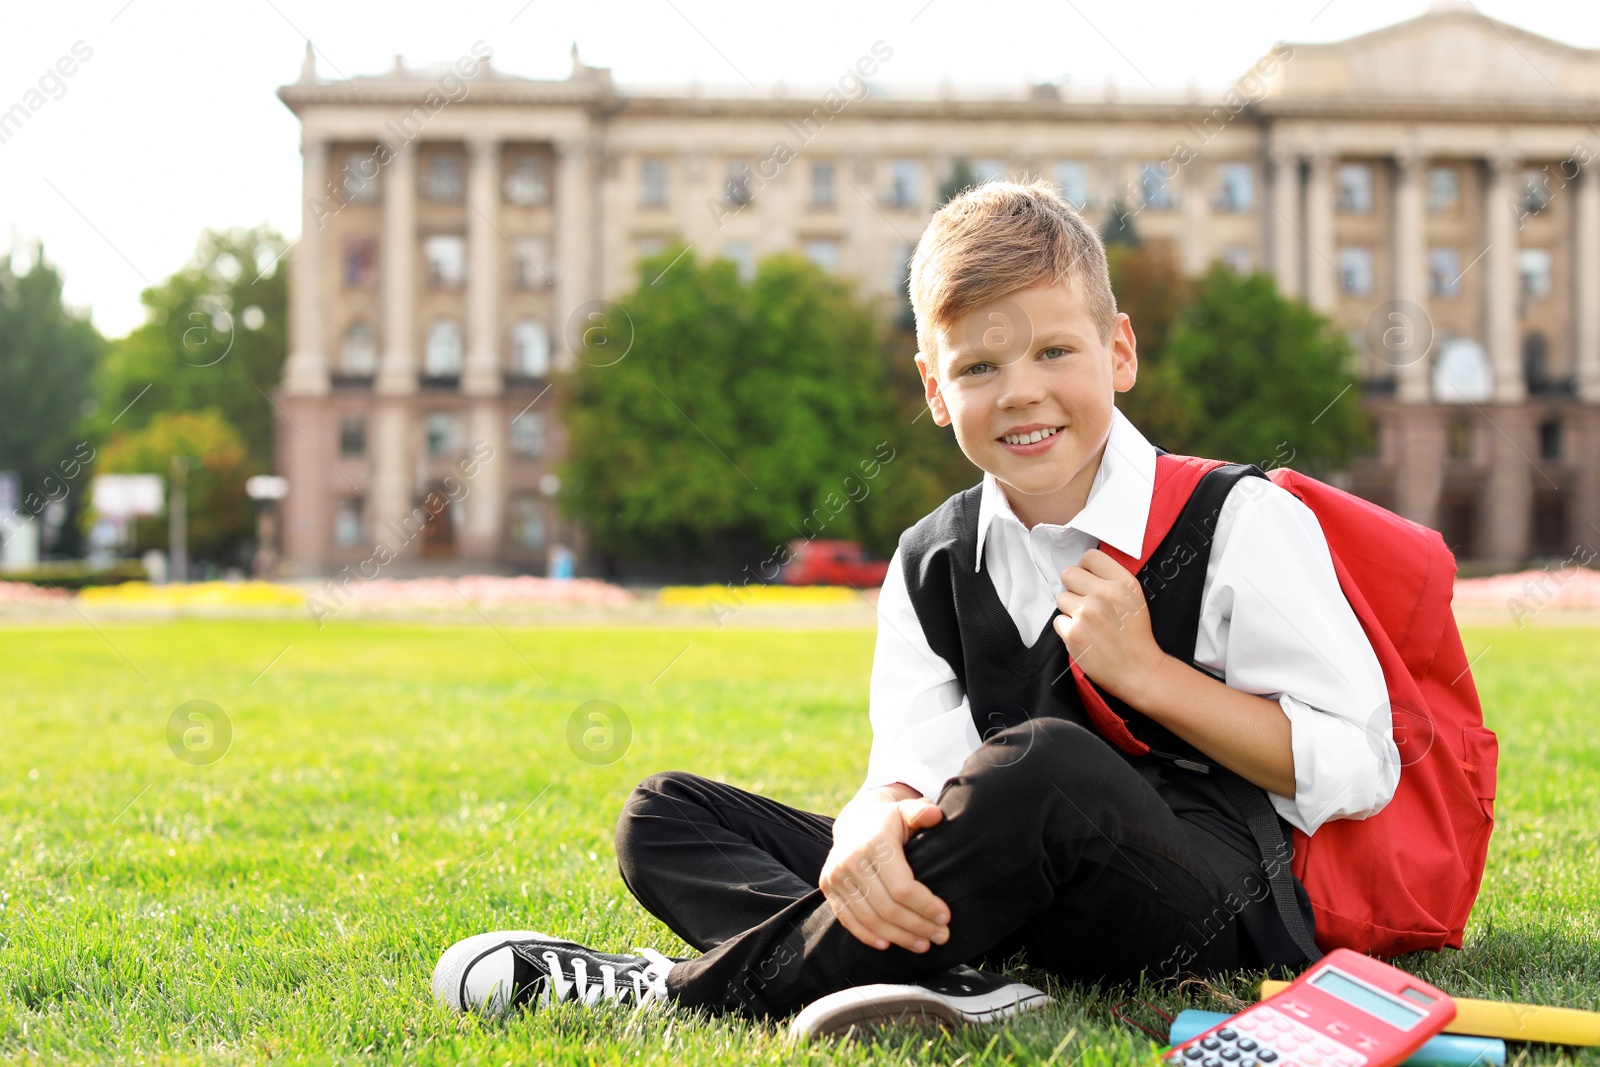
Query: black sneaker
788 964 1051 1040
432 930 677 1016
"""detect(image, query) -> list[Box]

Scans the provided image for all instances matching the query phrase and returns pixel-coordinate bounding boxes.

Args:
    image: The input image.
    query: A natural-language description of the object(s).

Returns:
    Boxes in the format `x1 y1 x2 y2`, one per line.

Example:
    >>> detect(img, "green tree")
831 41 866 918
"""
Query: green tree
1100 198 1140 247
86 227 289 468
938 157 980 205
563 247 941 569
1108 241 1195 452
0 246 105 556
94 409 256 565
1160 264 1369 471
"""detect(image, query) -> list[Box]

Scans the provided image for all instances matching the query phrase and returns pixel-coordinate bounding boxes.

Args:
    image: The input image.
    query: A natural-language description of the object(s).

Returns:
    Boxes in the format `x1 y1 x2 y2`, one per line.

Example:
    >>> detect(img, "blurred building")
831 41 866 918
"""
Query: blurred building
276 2 1600 574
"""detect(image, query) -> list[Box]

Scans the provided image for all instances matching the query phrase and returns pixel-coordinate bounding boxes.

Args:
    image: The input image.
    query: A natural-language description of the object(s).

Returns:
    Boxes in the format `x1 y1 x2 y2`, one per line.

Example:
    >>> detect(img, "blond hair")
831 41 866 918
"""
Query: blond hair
909 178 1118 363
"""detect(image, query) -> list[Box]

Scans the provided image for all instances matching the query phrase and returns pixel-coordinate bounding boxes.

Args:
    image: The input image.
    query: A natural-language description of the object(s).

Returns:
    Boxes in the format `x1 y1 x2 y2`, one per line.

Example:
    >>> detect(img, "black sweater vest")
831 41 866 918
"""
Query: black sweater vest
898 462 1316 968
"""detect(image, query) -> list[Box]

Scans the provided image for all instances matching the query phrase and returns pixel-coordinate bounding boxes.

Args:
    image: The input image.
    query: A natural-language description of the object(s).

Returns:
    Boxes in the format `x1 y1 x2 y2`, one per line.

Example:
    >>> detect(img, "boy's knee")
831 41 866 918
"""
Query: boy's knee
615 771 688 872
967 717 1113 798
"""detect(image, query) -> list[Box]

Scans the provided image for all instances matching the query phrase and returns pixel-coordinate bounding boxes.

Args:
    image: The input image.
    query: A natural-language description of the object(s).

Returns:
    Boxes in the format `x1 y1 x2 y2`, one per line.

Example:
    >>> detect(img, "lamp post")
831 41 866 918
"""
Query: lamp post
245 475 289 579
169 455 189 584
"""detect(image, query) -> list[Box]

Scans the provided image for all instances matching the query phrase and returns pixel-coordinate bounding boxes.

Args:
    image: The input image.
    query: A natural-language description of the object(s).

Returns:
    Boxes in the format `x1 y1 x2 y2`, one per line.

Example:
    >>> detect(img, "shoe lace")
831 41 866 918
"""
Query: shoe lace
538 946 676 1010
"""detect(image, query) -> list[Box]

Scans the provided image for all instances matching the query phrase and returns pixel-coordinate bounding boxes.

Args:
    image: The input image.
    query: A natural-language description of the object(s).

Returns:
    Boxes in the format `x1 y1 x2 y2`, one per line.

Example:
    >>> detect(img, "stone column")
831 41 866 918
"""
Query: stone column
554 136 594 373
1576 158 1600 402
1394 146 1431 402
1483 407 1533 564
1270 145 1302 300
373 138 418 555
377 139 418 395
1485 149 1523 403
1393 407 1444 532
464 134 503 396
284 137 330 396
1180 160 1210 275
1305 151 1337 315
462 402 506 563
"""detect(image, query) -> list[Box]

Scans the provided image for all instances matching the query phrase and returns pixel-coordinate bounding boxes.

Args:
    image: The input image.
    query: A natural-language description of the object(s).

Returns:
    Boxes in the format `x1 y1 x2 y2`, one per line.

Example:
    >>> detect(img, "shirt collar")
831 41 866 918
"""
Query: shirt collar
973 406 1158 571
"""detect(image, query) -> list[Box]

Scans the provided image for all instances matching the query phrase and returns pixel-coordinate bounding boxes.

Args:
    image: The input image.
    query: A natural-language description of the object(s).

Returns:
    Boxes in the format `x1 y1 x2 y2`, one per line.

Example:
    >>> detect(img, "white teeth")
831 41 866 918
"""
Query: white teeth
1002 427 1059 445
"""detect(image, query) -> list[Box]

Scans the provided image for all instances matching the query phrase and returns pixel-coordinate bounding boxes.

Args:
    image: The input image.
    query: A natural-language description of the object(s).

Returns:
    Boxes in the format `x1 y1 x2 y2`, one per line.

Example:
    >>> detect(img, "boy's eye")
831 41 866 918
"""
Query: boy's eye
964 362 993 377
1039 346 1068 360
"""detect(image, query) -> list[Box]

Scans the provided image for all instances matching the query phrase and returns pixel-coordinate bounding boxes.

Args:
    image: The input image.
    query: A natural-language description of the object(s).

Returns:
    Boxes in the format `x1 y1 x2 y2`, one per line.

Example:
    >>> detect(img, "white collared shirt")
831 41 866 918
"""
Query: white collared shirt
863 407 1398 836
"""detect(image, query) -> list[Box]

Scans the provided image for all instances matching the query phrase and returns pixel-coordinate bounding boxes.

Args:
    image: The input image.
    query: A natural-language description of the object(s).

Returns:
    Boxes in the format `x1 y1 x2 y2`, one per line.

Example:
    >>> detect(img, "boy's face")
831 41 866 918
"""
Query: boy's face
916 280 1138 518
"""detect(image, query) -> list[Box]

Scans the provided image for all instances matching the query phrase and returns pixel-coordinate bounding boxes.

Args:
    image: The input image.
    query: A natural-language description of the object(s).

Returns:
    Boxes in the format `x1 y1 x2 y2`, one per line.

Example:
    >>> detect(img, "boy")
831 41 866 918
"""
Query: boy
431 180 1397 1035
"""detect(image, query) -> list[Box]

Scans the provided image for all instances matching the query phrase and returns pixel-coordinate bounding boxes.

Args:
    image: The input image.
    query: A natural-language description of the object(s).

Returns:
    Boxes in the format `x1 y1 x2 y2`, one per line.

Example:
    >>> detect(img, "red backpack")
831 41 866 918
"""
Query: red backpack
1075 453 1498 958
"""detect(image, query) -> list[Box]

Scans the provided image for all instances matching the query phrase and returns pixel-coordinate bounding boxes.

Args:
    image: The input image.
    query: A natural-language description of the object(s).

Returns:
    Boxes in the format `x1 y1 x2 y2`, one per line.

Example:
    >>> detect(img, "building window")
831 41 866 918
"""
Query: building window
342 151 380 203
1519 248 1553 298
424 235 466 289
1433 337 1493 403
423 153 465 201
636 236 668 264
1139 163 1173 210
1056 161 1089 208
512 236 552 289
803 239 840 273
1221 245 1254 275
504 155 550 206
722 241 755 282
724 161 753 206
973 159 1006 184
1427 166 1459 215
510 319 550 378
1429 248 1462 297
510 412 545 458
1336 247 1373 295
1523 332 1549 390
887 160 921 209
334 497 365 548
339 415 366 457
425 412 460 458
339 323 378 376
1217 163 1254 212
640 158 668 208
887 241 913 300
343 239 378 288
1538 417 1562 461
509 494 547 550
1521 168 1552 215
1447 416 1473 460
809 161 836 209
1336 163 1373 213
424 320 463 377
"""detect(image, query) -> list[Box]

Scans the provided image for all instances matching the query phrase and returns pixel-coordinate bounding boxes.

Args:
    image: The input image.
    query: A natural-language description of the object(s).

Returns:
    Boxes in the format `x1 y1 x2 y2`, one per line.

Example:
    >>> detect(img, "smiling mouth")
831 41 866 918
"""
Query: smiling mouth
999 426 1062 446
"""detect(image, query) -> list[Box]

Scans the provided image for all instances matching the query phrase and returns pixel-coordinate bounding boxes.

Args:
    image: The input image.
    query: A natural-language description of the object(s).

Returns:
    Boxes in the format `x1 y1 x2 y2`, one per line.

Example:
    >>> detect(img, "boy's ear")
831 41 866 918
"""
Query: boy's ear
1110 312 1138 394
914 351 952 427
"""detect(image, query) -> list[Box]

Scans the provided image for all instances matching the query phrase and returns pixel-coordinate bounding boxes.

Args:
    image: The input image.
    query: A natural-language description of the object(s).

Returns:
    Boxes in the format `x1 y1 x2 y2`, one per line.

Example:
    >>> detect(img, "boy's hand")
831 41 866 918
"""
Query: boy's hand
1054 547 1171 704
820 791 951 953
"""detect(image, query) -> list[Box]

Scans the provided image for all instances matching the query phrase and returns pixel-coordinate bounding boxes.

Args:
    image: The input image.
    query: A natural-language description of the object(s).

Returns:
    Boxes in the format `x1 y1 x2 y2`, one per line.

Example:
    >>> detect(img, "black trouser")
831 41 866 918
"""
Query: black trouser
615 718 1258 1020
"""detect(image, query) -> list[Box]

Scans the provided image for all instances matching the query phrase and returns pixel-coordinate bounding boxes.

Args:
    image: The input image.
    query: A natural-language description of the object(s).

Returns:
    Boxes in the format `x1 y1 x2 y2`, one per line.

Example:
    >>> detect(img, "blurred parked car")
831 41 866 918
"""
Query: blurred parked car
779 540 889 587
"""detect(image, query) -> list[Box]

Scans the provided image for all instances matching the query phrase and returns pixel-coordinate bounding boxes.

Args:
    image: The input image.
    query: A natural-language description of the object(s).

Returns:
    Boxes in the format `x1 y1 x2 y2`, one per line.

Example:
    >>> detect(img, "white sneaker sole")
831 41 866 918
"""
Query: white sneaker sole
432 929 551 1014
789 979 1052 1040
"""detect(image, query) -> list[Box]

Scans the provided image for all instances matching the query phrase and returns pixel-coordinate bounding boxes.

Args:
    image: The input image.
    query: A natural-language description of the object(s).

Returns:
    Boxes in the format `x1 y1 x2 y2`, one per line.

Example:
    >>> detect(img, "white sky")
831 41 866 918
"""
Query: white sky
3 0 1598 339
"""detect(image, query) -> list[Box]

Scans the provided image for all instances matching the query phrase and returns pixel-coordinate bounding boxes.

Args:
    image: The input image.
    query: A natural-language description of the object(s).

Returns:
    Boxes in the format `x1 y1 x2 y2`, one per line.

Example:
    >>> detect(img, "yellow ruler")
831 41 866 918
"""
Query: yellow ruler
1261 980 1600 1046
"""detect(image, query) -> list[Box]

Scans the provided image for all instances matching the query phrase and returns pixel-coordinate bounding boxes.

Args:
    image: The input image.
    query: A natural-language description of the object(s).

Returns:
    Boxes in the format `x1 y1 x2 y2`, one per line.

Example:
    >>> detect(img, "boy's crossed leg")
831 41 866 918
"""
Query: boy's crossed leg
432 718 1246 1023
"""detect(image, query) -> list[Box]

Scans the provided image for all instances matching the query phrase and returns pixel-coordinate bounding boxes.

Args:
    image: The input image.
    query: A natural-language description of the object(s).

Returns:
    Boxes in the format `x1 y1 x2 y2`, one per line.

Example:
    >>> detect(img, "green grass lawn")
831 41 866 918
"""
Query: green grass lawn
0 619 1595 1065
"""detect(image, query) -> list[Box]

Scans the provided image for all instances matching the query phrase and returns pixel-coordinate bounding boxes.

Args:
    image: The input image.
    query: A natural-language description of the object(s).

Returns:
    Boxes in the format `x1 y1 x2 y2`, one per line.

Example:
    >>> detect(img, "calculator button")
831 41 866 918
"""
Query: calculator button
1237 1038 1258 1052
1203 1058 1224 1067
1234 1016 1260 1032
1219 1029 1239 1041
1256 1051 1279 1063
1183 1048 1205 1060
1220 1049 1242 1062
1239 1060 1258 1067
1202 1038 1222 1051
1312 1039 1338 1055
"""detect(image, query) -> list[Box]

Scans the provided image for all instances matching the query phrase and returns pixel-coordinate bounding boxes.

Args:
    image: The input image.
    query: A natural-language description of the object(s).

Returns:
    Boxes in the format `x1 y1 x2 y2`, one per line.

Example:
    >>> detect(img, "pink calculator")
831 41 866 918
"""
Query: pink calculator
1163 949 1456 1067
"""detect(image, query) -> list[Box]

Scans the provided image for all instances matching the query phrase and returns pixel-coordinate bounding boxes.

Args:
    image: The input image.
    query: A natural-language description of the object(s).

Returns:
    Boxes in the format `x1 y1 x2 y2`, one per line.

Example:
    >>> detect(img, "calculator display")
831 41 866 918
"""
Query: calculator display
1311 969 1427 1030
